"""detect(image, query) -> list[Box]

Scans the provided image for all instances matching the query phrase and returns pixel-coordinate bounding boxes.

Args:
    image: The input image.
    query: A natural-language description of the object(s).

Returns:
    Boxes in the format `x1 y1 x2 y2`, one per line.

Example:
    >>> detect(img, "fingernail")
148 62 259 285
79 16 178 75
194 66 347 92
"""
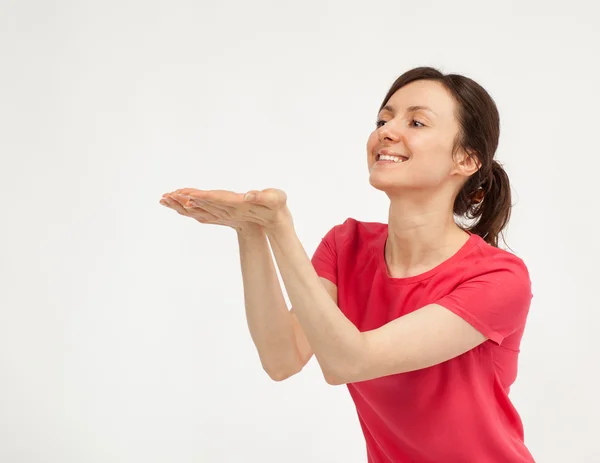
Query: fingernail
244 193 255 201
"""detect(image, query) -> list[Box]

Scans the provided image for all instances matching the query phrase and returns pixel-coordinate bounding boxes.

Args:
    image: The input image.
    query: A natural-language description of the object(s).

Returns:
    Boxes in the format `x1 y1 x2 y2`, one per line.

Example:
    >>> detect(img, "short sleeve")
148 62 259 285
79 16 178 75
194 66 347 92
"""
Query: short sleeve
435 254 533 346
311 225 338 285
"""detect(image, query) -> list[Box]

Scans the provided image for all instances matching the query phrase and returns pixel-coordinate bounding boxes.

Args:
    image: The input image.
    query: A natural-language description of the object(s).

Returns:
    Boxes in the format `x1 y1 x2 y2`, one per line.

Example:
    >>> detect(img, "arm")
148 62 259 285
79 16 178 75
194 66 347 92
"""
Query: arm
237 226 306 381
237 226 338 381
265 221 489 385
161 188 341 382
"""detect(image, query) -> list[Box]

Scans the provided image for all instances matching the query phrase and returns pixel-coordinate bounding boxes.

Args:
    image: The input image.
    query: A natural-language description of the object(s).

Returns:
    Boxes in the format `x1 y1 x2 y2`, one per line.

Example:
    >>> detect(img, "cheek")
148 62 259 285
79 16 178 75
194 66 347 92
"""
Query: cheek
366 131 378 152
411 135 453 164
408 138 456 179
404 130 432 152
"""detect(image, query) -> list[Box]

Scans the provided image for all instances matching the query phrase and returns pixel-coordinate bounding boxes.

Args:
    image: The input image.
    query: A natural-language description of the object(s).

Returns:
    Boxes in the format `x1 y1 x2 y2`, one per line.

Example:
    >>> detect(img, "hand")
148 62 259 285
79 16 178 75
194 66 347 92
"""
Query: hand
159 188 292 233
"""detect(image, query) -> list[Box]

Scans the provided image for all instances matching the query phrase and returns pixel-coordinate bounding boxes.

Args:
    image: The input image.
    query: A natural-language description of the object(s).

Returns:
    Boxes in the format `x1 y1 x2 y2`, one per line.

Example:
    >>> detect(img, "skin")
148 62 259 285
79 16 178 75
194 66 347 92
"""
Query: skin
367 79 481 278
160 79 487 384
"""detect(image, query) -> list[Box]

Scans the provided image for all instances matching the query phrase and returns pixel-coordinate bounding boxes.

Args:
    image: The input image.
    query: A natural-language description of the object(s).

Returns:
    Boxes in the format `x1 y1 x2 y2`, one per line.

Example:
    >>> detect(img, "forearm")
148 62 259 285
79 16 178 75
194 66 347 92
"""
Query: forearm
265 221 364 382
237 226 304 379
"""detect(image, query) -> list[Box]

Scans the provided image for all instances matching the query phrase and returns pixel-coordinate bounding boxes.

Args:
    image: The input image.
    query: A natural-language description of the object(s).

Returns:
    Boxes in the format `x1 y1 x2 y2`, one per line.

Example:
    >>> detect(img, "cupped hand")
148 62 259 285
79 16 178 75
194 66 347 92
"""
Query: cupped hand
159 188 291 232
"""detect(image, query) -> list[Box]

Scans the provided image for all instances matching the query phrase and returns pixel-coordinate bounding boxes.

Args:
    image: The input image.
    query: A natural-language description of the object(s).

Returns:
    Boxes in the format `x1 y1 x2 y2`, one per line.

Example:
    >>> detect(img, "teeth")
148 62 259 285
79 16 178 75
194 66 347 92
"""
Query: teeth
379 154 405 162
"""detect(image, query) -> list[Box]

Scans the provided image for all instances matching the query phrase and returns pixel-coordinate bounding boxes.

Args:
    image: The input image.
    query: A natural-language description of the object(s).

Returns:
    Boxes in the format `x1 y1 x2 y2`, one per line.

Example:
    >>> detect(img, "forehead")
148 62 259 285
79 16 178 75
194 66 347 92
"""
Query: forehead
383 80 457 120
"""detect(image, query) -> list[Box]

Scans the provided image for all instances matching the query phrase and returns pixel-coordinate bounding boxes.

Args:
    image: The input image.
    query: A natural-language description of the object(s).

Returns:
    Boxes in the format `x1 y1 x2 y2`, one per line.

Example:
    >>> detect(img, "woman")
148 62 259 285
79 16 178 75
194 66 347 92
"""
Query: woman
160 67 534 462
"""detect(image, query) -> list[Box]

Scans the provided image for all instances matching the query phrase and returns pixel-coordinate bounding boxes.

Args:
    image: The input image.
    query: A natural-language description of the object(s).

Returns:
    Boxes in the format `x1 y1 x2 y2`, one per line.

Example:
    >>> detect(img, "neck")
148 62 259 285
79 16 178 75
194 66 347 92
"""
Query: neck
385 194 470 278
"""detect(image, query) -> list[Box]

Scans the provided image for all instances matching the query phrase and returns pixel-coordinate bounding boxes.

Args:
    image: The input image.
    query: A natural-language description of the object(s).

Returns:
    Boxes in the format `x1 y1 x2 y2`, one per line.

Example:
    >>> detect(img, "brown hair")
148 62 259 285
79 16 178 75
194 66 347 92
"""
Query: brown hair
379 66 511 247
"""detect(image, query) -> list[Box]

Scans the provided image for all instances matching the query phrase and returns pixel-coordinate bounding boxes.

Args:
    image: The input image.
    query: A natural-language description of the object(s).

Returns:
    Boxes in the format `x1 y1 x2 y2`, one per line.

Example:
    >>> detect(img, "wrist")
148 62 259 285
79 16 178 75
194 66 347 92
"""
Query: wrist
236 223 265 240
265 213 295 242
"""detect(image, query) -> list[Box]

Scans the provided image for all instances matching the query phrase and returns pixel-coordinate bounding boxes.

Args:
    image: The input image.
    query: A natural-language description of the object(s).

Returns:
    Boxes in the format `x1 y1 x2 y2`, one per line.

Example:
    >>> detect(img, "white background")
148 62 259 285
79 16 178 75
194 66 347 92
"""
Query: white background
1 1 598 462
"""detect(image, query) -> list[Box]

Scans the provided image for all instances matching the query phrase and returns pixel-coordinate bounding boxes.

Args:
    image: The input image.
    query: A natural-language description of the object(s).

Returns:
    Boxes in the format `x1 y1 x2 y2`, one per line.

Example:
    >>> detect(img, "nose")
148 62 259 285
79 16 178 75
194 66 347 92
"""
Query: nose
377 120 401 143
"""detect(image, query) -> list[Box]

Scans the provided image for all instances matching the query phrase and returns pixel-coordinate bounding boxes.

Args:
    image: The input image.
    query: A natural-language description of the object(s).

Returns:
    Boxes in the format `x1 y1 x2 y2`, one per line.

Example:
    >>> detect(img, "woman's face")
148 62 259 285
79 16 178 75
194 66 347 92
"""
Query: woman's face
366 79 469 195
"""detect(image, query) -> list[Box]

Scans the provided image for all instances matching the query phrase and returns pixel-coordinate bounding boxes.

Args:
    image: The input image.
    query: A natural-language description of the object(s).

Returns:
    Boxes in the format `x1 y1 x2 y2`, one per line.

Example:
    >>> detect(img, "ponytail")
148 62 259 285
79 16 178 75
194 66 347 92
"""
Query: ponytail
459 160 512 247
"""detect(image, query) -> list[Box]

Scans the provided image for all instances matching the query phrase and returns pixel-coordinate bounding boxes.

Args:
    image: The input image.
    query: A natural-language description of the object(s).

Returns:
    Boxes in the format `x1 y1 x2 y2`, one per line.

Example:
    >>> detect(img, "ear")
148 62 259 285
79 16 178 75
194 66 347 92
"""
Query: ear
453 148 481 177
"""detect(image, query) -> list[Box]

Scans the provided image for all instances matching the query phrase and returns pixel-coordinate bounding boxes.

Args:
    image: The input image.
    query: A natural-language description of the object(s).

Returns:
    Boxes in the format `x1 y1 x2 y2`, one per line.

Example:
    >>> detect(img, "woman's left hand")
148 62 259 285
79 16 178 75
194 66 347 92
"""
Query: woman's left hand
164 187 292 231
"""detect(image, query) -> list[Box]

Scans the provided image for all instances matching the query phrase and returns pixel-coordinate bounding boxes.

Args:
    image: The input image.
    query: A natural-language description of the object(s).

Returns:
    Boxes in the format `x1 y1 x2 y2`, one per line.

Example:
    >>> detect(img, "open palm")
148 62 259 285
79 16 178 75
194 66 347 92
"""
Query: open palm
160 188 290 232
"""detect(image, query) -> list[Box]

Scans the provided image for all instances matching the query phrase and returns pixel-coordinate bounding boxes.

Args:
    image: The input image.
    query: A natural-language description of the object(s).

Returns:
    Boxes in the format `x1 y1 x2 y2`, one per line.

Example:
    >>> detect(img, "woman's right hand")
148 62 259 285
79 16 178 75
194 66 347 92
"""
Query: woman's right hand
159 189 262 234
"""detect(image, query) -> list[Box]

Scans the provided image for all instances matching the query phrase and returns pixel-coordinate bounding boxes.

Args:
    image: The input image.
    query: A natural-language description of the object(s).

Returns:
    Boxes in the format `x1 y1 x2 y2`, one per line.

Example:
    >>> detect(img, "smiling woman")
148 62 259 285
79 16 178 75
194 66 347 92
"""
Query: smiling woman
160 66 534 462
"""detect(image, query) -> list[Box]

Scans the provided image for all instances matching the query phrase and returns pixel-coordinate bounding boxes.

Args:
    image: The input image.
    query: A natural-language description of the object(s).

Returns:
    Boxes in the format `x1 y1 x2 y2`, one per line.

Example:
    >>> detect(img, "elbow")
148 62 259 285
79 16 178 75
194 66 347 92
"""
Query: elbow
323 372 346 385
322 333 370 385
322 365 356 386
263 362 303 382
266 369 295 382
322 358 367 385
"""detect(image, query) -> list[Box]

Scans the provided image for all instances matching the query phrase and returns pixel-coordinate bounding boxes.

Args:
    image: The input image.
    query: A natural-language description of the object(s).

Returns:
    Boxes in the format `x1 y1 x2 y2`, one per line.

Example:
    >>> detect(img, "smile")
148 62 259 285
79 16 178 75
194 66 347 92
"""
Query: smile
376 154 408 163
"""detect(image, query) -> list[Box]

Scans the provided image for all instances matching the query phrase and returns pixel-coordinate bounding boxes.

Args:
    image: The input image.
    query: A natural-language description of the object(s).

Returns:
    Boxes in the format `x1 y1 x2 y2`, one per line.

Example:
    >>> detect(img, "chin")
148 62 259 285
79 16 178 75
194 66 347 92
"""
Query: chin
368 172 407 193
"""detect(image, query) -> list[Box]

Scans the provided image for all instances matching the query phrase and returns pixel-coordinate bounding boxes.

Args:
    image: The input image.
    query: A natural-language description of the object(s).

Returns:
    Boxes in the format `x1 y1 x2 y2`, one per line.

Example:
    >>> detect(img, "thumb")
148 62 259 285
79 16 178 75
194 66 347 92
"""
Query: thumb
244 188 287 208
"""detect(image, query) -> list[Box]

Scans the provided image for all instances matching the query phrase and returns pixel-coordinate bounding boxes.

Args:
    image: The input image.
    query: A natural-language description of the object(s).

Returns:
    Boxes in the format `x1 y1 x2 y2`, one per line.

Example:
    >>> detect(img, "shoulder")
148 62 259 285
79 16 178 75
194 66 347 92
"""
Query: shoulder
436 236 533 344
323 217 387 244
318 218 387 256
442 235 533 322
461 235 531 288
312 218 385 284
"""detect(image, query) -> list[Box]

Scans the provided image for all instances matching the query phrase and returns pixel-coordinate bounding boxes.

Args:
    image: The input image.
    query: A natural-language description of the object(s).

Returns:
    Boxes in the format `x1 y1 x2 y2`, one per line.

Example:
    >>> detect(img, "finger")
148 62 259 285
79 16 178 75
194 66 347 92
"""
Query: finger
169 193 198 209
160 195 178 208
189 189 244 204
162 194 223 224
168 194 217 216
161 196 188 215
240 192 271 212
162 189 207 204
162 192 189 207
168 193 191 208
182 200 220 221
178 196 235 221
245 189 286 209
173 188 205 196
186 194 244 214
174 192 227 210
242 190 260 203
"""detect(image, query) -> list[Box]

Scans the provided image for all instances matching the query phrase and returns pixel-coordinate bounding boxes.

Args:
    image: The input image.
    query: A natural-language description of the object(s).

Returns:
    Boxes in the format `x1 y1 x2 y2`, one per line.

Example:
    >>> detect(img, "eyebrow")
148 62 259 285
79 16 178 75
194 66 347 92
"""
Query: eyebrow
380 105 438 116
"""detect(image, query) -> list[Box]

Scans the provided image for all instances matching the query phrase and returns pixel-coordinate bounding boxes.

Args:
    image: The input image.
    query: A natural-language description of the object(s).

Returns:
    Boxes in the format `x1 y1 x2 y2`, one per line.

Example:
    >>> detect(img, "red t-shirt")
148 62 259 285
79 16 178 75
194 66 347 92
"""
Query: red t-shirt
311 218 534 463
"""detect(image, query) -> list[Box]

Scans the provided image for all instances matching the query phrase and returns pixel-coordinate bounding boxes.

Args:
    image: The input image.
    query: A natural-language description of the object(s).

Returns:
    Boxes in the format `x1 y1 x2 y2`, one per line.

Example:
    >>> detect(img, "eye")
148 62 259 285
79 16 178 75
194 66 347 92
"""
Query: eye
376 118 425 129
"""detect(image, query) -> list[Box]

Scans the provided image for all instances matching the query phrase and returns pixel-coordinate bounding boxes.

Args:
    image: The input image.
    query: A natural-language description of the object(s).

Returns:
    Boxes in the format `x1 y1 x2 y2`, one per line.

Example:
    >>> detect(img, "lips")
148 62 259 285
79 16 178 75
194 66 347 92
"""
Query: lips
376 149 409 162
